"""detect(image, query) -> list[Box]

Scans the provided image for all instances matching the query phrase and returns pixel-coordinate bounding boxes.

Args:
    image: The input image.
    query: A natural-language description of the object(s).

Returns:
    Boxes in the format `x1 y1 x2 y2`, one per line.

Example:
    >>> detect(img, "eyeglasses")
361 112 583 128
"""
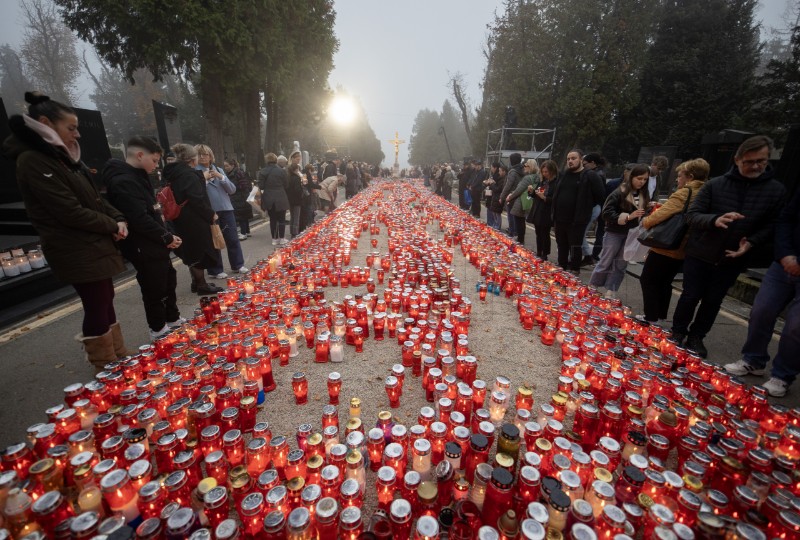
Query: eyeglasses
740 158 768 167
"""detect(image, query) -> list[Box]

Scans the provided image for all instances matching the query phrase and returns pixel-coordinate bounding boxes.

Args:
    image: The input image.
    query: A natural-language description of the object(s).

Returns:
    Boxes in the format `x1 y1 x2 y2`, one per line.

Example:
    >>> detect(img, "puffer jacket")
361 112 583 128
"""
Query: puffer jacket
3 115 125 284
685 166 785 265
103 159 174 262
641 179 705 259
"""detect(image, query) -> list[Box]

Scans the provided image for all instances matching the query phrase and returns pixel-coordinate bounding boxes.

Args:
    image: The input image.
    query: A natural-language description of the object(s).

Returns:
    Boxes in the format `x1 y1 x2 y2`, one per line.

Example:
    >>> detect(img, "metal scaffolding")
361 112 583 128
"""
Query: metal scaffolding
485 127 557 164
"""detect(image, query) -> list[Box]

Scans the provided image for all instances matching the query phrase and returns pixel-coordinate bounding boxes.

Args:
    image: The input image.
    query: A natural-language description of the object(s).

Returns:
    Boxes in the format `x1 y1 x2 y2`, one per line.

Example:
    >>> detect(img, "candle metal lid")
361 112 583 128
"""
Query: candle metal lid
520 518 546 540
339 505 361 526
315 497 338 520
416 515 439 536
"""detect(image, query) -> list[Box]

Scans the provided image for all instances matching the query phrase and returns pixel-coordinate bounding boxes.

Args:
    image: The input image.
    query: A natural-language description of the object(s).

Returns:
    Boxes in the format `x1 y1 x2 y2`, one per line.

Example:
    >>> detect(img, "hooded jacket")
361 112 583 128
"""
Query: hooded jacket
685 166 785 265
102 159 174 262
3 115 125 284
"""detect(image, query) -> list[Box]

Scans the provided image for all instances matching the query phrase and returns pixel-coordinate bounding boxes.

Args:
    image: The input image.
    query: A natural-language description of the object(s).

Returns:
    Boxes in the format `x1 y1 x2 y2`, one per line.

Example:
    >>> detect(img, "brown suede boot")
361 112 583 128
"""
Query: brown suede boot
109 322 136 358
75 331 117 372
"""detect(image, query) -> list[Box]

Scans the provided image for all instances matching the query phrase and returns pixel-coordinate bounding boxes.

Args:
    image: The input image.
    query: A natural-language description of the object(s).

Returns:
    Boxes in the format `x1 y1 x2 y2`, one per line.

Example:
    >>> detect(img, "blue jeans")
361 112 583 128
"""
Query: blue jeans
742 261 800 383
487 210 501 230
583 205 601 256
589 231 628 291
208 210 245 274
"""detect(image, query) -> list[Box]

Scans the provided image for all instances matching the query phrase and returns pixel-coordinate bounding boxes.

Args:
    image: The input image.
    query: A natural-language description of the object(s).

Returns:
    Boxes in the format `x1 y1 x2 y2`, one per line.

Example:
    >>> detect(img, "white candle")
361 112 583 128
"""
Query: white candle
78 486 105 517
15 256 31 273
2 258 20 277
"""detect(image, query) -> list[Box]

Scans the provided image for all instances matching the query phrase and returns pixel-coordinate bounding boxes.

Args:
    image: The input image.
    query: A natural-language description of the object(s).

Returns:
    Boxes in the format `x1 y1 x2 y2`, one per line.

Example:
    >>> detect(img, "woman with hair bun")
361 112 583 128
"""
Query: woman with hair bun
3 91 132 370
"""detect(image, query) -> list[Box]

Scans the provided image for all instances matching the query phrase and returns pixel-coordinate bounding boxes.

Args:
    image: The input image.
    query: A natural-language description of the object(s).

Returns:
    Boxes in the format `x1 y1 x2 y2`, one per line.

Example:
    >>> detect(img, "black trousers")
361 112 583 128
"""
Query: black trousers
268 208 286 239
639 251 684 321
514 215 527 245
470 191 482 217
73 279 117 336
554 221 586 271
672 255 744 338
534 224 552 259
133 257 180 331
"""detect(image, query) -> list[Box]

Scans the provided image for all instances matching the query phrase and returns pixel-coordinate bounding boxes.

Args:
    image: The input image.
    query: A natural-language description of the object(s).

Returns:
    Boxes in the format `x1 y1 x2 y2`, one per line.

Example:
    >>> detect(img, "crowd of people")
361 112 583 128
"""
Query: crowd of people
3 91 383 370
4 90 798 398
423 138 797 397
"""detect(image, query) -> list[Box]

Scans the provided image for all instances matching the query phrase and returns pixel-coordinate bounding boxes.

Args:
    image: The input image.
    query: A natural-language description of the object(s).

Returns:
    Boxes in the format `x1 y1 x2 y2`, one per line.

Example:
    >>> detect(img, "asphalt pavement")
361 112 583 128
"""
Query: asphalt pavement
0 193 791 451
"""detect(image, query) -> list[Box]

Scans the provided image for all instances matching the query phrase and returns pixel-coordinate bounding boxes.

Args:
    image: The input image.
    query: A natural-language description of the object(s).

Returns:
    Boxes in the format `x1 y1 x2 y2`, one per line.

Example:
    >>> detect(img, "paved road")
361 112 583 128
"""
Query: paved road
0 193 792 450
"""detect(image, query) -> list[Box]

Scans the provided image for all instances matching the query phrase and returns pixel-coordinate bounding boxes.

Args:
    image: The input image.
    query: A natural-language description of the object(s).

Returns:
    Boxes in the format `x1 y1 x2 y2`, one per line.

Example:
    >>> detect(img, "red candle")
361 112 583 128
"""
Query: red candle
385 376 401 408
327 372 342 405
292 372 309 405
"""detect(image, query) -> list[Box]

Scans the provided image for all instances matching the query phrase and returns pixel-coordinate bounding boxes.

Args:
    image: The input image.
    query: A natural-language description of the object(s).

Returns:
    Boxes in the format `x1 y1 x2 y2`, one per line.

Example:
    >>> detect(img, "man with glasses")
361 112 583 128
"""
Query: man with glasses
671 136 785 358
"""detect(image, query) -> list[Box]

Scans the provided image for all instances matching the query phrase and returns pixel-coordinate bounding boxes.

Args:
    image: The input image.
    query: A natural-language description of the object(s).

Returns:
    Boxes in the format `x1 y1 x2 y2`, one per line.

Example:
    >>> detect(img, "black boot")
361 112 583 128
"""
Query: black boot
190 266 223 295
685 335 708 358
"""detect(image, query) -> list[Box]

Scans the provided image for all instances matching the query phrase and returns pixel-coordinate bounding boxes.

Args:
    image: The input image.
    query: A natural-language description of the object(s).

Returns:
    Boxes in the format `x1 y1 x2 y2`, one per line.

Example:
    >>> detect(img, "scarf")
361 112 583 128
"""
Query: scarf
22 114 81 164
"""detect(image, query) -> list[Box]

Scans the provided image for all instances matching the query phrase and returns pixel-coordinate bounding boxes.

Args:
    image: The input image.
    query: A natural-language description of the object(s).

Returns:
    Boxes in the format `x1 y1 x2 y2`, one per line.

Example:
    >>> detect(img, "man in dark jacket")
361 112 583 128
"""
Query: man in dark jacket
468 159 489 218
672 135 786 357
725 188 800 396
501 153 526 237
551 149 605 273
103 136 184 341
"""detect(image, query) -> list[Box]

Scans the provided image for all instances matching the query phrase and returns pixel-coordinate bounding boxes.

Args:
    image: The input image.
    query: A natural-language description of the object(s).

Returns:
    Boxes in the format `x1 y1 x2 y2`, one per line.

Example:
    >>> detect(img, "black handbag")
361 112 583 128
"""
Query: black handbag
637 188 692 250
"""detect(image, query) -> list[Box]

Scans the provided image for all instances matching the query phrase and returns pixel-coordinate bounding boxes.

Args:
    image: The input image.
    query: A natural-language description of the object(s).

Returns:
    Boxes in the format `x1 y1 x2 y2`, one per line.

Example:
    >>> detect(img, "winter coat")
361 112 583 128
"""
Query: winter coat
551 168 605 225
317 176 341 202
102 159 174 263
3 115 125 284
601 186 649 235
286 172 304 207
163 161 218 269
499 164 525 207
509 173 538 217
527 176 557 228
345 167 359 197
685 166 785 265
641 179 705 259
257 163 290 212
227 167 254 222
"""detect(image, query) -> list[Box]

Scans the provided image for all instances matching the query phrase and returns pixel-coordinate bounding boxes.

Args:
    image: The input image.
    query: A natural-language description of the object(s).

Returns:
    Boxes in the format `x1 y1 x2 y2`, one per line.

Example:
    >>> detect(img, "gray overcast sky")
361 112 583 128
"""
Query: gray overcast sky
0 0 790 167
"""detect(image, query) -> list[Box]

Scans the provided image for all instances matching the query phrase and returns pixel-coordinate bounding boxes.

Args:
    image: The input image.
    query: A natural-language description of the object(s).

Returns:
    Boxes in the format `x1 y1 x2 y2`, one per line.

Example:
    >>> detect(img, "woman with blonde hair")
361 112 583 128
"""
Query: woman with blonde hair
589 163 651 296
163 143 224 295
195 144 247 277
639 158 709 322
506 159 540 245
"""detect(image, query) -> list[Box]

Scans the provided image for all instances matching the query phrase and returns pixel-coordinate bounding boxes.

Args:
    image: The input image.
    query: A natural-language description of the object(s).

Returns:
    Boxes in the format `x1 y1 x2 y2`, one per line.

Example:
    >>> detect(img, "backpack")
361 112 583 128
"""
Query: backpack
157 184 186 221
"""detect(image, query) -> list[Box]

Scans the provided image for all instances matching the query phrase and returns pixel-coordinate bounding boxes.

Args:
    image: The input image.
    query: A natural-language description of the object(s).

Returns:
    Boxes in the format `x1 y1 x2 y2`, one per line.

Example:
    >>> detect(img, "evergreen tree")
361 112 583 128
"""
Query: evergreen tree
629 0 761 156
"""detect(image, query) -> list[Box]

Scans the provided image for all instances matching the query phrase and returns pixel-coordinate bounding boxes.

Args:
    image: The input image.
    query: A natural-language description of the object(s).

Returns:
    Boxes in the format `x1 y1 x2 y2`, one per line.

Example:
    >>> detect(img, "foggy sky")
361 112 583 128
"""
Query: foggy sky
0 0 789 167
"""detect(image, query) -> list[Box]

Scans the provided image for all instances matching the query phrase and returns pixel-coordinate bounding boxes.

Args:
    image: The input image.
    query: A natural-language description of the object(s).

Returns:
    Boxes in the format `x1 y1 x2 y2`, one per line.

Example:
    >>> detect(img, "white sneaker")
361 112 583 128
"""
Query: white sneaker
238 234 247 241
235 266 249 273
604 289 617 299
271 239 277 246
279 238 289 245
761 377 789 397
210 272 228 279
724 360 765 377
167 317 187 329
149 325 171 341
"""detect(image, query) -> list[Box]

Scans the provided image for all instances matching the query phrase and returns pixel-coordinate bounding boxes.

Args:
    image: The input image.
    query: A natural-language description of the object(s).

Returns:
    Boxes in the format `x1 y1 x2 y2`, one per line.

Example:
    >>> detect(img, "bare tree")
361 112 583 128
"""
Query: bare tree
0 45 34 113
19 0 80 103
448 71 472 141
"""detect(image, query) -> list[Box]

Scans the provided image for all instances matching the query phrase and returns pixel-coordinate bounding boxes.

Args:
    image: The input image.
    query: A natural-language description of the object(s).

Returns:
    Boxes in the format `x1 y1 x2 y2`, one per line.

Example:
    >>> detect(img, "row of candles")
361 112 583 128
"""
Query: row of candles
0 248 46 278
1 181 800 540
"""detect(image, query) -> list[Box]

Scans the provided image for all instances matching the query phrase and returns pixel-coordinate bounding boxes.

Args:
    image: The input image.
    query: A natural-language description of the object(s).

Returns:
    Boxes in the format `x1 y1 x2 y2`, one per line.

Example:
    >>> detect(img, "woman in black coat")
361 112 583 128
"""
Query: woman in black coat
223 158 253 239
527 160 559 260
163 143 223 295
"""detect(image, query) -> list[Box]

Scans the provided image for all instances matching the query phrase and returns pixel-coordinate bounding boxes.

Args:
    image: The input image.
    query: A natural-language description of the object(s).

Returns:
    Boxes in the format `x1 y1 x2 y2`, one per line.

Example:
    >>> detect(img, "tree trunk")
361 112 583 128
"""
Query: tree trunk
243 85 263 171
200 75 225 164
